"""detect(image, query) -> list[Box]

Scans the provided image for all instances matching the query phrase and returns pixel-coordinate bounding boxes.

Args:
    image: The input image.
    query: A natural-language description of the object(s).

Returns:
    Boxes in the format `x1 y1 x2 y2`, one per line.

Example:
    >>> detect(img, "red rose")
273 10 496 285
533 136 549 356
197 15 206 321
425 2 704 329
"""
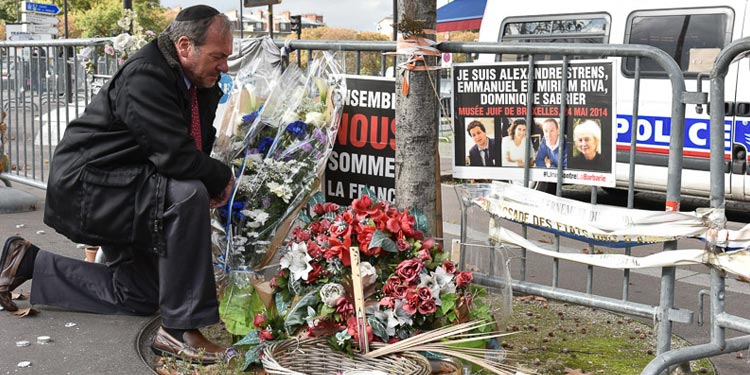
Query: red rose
379 297 396 309
306 240 324 258
456 271 473 288
356 225 376 250
320 219 332 231
417 286 433 301
307 221 322 236
335 297 354 319
323 202 340 213
417 249 432 262
253 313 266 328
270 277 278 289
305 262 324 283
258 329 274 341
402 290 420 315
312 203 325 215
395 258 423 284
421 237 436 251
382 275 402 296
396 237 411 252
442 260 456 274
418 299 437 315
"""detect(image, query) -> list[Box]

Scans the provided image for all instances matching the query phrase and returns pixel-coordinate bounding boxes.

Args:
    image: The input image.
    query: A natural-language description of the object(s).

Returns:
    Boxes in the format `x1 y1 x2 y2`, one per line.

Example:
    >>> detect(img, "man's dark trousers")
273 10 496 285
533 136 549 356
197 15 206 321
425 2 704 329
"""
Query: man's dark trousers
30 179 219 329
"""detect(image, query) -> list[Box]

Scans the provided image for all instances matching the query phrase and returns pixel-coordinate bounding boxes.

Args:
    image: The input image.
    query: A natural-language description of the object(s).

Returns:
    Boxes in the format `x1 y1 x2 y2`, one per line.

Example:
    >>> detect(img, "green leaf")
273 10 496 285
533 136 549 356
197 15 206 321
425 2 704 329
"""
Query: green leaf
219 282 265 336
234 330 260 346
370 230 398 253
440 294 457 315
368 316 389 342
284 289 321 333
241 345 263 370
275 292 291 315
411 207 429 234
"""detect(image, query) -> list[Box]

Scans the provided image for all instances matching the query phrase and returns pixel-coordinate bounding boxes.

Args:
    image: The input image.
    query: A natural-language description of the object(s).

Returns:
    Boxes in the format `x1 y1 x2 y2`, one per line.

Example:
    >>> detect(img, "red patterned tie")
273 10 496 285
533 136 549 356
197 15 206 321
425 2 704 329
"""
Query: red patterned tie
189 85 202 150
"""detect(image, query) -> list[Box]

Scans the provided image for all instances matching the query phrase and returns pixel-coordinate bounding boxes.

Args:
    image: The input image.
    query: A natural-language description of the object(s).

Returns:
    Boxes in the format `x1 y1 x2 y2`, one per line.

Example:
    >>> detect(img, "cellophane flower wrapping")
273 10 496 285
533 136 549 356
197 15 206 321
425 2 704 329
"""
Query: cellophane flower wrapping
232 194 498 369
210 37 283 294
215 52 347 336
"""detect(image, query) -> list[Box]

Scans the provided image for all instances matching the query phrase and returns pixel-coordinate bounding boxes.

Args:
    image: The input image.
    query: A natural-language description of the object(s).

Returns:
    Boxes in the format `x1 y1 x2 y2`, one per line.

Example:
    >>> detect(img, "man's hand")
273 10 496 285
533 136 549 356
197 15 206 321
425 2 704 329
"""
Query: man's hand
210 174 235 209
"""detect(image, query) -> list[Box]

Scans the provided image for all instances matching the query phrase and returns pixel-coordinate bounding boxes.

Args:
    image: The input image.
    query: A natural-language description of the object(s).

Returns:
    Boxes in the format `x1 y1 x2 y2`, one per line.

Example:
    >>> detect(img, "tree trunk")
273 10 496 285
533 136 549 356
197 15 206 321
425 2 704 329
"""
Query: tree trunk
394 0 439 235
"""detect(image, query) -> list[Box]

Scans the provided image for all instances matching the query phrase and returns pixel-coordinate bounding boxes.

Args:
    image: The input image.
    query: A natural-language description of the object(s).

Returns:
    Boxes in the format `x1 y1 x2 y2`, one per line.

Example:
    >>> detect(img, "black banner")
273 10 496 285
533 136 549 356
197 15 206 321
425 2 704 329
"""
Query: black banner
325 76 396 205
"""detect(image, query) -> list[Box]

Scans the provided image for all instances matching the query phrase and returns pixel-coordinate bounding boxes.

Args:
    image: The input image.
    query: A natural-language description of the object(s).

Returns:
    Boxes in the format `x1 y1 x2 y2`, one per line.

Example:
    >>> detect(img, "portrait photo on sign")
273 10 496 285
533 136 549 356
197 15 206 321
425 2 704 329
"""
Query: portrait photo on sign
465 117 499 167
533 117 567 169
501 117 536 167
567 118 610 172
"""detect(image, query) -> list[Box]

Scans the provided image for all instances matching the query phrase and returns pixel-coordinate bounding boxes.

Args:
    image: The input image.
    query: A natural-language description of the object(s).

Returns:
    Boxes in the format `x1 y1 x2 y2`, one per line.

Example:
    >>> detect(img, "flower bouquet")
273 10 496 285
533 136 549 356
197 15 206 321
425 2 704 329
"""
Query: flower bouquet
214 53 346 336
232 193 499 370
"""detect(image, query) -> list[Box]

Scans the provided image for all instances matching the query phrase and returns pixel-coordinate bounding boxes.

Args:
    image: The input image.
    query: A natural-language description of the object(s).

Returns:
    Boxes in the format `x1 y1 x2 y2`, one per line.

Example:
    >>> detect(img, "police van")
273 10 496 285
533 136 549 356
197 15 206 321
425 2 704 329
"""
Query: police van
476 0 750 201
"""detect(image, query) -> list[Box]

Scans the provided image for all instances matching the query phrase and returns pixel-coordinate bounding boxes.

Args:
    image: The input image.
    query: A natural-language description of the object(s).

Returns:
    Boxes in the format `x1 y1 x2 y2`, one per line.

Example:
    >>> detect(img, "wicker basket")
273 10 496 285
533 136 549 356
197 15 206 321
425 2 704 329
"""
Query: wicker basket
261 337 432 375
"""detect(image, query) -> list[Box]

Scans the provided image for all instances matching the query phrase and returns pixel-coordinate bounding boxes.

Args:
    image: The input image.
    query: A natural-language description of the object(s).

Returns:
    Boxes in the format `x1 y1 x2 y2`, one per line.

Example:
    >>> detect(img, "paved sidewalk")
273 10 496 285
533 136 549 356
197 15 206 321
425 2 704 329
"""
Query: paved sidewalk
0 186 153 375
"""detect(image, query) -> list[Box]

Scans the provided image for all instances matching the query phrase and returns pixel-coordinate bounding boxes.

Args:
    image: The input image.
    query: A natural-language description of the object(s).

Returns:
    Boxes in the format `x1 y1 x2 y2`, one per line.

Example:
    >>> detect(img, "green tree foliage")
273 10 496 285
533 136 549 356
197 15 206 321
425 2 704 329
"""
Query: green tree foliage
62 0 166 38
289 26 391 76
0 0 18 23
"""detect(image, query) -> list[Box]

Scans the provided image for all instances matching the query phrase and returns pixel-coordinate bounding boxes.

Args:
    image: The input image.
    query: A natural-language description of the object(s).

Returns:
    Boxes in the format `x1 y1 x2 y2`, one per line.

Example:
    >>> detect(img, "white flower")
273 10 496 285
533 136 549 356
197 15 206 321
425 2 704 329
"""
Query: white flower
335 329 351 346
320 283 345 307
305 112 325 127
279 242 312 281
305 306 320 328
419 266 456 306
267 181 293 203
281 110 299 125
359 262 377 287
113 33 134 54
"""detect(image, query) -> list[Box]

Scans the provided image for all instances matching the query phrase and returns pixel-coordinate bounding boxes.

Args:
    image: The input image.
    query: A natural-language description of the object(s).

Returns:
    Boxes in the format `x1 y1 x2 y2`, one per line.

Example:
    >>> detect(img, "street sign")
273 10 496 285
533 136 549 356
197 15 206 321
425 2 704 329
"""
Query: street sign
243 0 281 7
21 23 58 35
21 13 59 25
21 1 60 15
8 32 52 41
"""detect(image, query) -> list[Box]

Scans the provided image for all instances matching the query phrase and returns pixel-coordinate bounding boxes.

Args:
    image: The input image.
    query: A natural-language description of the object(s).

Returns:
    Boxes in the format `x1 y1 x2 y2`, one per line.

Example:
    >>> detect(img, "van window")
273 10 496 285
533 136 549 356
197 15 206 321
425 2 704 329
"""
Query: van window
497 13 610 62
623 8 733 78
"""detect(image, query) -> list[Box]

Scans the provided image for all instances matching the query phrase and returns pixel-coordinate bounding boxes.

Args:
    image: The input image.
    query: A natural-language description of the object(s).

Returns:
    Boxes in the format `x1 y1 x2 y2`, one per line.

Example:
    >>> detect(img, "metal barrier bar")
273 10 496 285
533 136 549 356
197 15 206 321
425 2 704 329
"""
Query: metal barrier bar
0 38 112 185
643 35 750 375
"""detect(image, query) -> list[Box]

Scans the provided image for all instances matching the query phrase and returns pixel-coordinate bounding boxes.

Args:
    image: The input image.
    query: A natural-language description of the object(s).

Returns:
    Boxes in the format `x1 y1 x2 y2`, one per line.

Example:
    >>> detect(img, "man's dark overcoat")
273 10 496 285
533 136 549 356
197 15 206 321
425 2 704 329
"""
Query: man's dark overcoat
44 34 232 255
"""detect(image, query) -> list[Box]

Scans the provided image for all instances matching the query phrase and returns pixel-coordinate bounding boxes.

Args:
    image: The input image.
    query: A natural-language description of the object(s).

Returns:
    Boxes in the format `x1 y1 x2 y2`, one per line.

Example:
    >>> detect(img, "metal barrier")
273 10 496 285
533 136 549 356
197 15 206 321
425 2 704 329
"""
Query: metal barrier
0 38 114 189
2 36 748 372
640 37 750 375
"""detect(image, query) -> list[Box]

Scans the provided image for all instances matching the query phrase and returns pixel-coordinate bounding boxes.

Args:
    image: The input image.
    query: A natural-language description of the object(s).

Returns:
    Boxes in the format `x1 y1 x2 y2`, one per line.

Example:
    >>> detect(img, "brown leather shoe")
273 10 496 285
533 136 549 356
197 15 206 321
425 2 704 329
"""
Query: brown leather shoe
151 327 233 365
0 237 32 312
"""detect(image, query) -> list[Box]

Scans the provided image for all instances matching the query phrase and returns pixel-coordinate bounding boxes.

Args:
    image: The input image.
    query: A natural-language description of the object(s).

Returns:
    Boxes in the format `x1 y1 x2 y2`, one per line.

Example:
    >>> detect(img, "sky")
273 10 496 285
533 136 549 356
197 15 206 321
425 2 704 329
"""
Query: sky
160 0 450 32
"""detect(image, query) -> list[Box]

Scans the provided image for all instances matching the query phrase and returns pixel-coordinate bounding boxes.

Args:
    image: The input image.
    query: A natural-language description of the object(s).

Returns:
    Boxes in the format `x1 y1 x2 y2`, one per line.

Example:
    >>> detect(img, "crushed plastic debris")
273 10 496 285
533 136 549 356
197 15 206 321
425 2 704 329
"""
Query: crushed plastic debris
15 224 25 228
17 361 31 368
36 336 52 344
15 341 30 347
64 322 77 328
35 230 45 235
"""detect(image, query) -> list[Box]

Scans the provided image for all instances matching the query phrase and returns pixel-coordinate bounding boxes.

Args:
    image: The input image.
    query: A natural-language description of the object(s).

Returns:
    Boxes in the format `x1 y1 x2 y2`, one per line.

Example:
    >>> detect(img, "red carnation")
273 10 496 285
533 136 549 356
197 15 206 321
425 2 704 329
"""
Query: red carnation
306 240 324 258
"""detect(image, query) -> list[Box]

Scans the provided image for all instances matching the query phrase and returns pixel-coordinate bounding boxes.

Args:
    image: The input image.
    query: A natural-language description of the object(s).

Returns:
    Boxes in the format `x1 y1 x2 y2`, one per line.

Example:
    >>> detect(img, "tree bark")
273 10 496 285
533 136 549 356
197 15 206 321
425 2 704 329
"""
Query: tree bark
394 0 439 235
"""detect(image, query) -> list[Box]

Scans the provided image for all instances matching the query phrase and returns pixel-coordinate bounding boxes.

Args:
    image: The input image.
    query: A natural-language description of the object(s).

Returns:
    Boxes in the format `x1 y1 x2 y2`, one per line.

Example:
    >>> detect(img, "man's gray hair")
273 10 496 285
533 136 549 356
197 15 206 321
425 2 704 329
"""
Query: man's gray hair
164 13 232 47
